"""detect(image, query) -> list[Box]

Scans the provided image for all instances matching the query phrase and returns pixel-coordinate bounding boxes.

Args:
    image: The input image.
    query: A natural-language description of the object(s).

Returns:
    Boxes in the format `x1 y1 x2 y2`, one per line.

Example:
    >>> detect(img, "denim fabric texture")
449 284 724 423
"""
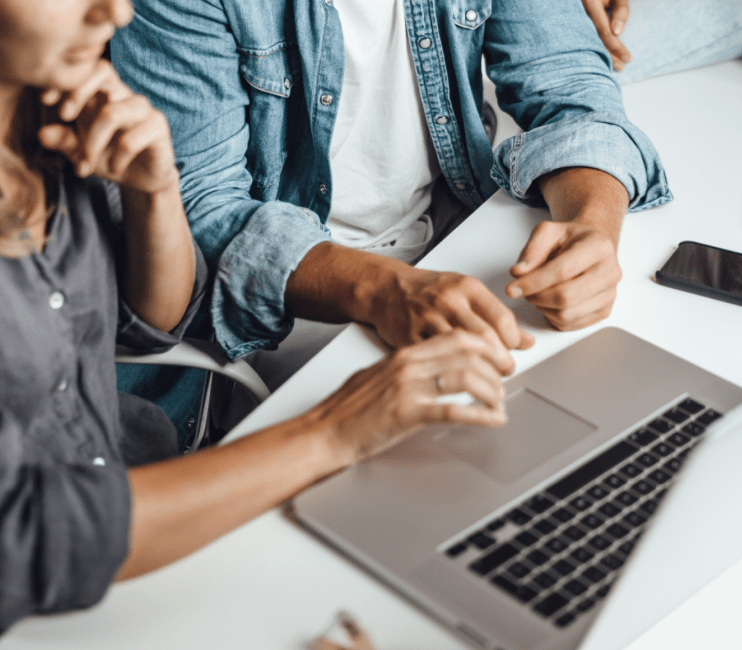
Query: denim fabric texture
111 0 671 362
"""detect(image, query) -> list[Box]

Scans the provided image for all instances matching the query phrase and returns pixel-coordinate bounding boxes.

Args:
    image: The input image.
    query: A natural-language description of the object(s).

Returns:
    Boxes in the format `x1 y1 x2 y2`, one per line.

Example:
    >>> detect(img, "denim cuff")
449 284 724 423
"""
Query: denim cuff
211 201 331 360
491 112 673 213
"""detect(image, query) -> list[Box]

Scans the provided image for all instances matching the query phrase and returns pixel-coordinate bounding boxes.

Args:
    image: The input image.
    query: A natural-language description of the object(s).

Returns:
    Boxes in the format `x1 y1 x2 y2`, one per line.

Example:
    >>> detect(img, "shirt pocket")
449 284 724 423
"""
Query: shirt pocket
239 42 303 196
451 0 492 29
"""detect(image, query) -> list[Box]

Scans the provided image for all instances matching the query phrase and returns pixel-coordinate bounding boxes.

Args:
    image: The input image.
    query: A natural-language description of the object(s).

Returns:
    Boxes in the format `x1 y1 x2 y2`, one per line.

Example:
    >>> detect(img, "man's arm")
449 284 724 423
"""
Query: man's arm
484 0 670 330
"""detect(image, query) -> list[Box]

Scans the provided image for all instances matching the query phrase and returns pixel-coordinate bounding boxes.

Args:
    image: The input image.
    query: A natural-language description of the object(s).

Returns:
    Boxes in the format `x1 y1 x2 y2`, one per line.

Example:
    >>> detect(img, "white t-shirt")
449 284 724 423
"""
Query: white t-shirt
327 0 441 263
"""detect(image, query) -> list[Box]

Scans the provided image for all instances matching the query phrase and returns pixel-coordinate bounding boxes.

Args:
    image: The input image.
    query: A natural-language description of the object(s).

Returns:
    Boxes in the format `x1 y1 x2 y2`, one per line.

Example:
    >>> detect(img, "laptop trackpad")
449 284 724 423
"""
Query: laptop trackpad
438 388 596 484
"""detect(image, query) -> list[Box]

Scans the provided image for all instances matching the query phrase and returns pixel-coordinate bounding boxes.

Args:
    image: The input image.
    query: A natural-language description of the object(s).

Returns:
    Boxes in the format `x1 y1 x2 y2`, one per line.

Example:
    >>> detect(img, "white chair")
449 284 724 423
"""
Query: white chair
116 338 270 452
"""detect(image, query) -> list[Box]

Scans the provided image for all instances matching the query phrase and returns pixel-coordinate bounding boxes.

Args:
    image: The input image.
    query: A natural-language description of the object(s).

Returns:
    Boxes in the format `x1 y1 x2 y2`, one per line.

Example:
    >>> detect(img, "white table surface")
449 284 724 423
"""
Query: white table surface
4 61 742 650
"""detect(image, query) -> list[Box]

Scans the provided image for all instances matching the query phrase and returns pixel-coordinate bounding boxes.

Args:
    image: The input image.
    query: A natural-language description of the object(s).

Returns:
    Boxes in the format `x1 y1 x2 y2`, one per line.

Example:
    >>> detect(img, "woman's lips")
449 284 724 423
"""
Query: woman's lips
64 42 106 63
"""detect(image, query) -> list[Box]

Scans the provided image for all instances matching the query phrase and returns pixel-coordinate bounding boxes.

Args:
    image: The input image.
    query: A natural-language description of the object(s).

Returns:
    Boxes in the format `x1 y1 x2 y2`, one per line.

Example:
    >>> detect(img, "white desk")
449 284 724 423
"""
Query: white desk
4 62 742 650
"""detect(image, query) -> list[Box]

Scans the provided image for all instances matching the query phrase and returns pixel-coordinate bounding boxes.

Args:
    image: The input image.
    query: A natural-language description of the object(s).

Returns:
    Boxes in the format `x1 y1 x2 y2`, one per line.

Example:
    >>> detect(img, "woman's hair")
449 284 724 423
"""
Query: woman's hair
0 88 60 255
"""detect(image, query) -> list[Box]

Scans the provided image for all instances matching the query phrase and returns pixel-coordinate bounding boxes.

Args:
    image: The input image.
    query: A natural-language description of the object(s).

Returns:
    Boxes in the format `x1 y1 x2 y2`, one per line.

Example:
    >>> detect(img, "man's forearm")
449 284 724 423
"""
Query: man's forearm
537 166 629 247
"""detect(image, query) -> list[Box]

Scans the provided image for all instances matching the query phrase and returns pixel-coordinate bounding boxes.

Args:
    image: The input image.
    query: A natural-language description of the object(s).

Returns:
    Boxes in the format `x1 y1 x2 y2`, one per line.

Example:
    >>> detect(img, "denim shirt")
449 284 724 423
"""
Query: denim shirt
112 0 671 360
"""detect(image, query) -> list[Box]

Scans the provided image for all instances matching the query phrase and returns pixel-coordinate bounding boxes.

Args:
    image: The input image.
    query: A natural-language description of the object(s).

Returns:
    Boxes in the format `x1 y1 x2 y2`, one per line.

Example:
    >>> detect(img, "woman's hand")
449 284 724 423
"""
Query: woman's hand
38 59 178 195
307 329 508 467
581 0 631 71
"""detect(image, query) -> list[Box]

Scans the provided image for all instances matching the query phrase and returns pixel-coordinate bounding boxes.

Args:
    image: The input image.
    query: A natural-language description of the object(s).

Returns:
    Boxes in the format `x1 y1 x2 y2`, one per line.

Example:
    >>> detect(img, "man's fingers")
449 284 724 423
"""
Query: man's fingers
609 0 630 36
583 0 631 64
509 222 565 282
540 287 617 331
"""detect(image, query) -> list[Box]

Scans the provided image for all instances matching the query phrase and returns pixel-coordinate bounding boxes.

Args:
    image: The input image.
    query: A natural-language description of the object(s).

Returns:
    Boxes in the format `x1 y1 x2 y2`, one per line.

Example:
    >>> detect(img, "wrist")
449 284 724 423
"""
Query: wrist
348 253 411 326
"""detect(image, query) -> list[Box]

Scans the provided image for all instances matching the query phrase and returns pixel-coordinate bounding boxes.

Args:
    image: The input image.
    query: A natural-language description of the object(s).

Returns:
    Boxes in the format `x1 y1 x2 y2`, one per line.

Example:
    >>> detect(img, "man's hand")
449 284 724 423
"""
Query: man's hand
506 167 628 331
286 243 534 376
581 0 631 71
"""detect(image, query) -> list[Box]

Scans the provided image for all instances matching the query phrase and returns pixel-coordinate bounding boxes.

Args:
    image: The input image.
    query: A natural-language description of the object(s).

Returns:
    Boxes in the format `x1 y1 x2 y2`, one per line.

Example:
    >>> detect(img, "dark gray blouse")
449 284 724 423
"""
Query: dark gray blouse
0 169 207 631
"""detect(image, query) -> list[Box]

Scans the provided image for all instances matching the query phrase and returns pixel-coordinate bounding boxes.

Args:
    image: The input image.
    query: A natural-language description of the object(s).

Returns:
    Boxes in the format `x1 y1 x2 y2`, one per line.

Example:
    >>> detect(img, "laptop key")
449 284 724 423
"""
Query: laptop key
678 398 705 414
618 539 637 555
629 428 659 447
468 532 495 549
596 584 611 598
534 593 570 617
546 537 569 553
668 432 691 447
555 612 576 627
525 495 554 514
664 458 682 474
631 479 655 495
507 508 532 525
577 598 596 612
533 571 558 588
571 547 594 564
486 518 506 532
552 508 576 523
623 512 647 528
663 408 690 423
468 543 519 576
564 579 588 596
640 499 659 515
604 474 626 489
492 575 538 603
647 418 672 434
599 502 622 518
601 554 625 570
636 453 659 468
582 566 607 583
516 531 539 547
534 519 557 535
588 535 611 551
445 543 468 558
606 523 630 539
616 491 638 506
648 469 672 484
697 409 723 426
553 560 576 576
527 550 550 566
508 562 532 579
651 443 674 457
564 526 587 541
619 463 642 478
587 485 610 500
682 422 706 437
580 514 604 530
570 496 592 511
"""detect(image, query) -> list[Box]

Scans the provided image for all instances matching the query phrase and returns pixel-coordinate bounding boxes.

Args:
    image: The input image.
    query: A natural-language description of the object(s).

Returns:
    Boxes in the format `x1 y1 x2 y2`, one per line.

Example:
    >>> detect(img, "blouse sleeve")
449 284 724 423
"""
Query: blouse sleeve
0 409 131 631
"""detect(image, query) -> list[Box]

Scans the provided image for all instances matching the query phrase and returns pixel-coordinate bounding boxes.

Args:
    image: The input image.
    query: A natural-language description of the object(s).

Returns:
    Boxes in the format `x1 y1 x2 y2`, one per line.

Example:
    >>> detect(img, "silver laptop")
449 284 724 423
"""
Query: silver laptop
290 327 742 650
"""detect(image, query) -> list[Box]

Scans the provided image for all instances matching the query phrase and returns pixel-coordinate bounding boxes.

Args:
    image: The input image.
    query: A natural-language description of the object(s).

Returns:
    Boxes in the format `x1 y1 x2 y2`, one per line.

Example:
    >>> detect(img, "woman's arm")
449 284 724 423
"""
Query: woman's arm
118 329 507 579
39 60 195 333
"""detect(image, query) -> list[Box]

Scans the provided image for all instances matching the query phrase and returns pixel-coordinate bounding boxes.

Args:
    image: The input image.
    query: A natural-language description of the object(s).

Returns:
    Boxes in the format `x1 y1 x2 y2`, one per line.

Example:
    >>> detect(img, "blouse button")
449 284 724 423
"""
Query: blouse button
465 9 478 21
455 182 467 190
93 457 106 466
49 291 65 309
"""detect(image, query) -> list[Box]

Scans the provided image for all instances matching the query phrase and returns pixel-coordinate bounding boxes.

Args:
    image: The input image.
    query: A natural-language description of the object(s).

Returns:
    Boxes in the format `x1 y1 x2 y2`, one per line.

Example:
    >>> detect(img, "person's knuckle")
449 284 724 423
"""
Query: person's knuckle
494 310 516 333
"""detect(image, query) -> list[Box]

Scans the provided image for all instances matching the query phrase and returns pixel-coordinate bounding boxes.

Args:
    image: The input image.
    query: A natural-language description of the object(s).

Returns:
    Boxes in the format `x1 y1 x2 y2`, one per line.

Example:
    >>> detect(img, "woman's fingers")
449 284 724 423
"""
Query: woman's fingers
55 60 128 123
37 123 80 159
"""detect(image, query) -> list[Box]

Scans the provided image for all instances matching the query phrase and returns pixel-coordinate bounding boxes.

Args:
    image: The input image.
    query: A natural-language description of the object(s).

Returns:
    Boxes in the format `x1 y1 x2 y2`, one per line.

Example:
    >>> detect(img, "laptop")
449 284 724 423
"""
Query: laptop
290 327 742 650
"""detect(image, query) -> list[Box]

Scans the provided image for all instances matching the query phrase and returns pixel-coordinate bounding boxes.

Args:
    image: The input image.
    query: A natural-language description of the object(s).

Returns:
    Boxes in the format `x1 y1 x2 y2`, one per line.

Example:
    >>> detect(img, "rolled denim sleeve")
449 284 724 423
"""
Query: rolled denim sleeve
0 410 130 631
485 0 672 212
111 0 330 359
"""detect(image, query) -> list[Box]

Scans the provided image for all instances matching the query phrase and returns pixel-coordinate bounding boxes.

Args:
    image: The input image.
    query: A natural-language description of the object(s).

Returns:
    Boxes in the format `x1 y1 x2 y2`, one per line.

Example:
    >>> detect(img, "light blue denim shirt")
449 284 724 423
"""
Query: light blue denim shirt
112 0 671 360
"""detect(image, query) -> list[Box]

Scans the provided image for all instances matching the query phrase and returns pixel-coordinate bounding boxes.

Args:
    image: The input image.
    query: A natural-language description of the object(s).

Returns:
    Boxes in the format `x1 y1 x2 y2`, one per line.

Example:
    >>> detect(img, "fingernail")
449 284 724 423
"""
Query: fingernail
513 260 528 270
41 89 61 105
613 21 625 35
621 53 632 63
508 286 523 299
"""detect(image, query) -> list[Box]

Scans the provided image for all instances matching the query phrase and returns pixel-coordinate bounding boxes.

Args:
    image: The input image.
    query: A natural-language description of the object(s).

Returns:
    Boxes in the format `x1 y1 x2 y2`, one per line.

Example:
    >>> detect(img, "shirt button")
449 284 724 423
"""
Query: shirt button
465 9 478 21
325 0 332 5
419 37 432 49
319 183 328 195
49 291 64 309
436 116 449 125
93 457 106 467
57 377 68 392
455 182 467 190
284 78 290 89
320 94 334 106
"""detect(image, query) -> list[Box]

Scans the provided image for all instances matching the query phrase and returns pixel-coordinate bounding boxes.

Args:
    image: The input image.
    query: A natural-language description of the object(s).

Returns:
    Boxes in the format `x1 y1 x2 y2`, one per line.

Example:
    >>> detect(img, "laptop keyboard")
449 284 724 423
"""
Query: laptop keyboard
443 398 723 629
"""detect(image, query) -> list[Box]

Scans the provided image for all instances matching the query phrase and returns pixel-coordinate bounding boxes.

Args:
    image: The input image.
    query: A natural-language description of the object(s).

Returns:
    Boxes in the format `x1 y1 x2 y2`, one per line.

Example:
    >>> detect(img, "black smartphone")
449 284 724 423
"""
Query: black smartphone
656 241 742 306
